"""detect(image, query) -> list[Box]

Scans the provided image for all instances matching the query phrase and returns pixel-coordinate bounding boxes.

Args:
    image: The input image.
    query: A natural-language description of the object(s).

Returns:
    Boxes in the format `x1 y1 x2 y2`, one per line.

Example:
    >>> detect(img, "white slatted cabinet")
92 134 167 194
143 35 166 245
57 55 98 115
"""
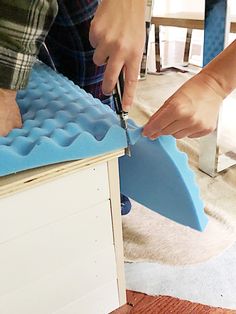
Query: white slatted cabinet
0 150 126 314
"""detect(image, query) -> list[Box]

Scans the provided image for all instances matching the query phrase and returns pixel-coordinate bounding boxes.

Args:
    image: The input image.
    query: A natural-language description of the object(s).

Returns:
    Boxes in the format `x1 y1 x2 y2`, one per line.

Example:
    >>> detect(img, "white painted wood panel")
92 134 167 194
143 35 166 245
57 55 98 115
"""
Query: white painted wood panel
0 200 113 297
0 162 109 244
0 246 118 314
107 159 126 306
53 280 119 314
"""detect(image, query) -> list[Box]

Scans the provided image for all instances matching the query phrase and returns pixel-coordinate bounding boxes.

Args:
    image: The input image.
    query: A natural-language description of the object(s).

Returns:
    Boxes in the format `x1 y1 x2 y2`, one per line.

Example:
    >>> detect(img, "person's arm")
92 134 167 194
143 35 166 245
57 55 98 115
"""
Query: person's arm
143 40 236 139
0 0 58 90
0 0 58 136
89 0 146 111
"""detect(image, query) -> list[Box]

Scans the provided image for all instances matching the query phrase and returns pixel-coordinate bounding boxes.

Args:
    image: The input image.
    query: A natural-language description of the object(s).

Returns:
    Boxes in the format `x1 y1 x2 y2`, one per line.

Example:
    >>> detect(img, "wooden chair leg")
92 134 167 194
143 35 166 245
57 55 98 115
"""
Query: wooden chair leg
183 28 193 66
140 22 152 79
154 25 162 72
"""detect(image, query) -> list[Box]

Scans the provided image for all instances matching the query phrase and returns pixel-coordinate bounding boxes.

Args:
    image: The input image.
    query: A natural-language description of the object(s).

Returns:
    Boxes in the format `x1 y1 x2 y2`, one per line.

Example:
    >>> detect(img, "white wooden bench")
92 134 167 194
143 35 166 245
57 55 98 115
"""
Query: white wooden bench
0 150 126 314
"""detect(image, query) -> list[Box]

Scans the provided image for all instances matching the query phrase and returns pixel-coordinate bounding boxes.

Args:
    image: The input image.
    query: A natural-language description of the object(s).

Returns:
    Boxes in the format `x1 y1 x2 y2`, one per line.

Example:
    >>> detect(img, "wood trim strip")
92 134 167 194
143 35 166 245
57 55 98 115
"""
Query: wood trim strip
0 150 124 198
107 158 126 307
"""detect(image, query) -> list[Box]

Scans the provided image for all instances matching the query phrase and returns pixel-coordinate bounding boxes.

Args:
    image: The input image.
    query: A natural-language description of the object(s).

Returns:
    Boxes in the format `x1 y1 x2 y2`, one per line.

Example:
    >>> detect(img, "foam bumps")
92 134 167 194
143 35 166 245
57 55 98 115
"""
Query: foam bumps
0 62 127 175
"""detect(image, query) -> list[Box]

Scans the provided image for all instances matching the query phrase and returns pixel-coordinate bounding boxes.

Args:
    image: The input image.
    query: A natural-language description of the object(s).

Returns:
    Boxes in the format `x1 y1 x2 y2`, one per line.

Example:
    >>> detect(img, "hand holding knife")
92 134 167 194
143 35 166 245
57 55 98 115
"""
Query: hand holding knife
113 72 131 157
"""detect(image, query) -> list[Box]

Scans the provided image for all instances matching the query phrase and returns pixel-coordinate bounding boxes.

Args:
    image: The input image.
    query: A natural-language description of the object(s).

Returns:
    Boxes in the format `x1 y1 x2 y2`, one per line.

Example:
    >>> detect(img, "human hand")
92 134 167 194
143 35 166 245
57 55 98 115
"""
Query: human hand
0 88 22 136
143 72 225 139
89 0 146 111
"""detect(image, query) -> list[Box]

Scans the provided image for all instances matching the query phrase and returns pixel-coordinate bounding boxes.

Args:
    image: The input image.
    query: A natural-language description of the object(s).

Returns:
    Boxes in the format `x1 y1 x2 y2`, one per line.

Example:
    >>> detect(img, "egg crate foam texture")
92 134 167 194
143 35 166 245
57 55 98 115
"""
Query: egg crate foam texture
0 62 208 231
0 62 130 176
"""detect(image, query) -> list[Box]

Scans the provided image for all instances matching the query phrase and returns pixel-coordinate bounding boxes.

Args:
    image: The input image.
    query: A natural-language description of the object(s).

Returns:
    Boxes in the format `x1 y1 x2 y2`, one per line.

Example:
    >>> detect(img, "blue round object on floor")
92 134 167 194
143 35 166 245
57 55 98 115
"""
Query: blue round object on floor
121 194 132 216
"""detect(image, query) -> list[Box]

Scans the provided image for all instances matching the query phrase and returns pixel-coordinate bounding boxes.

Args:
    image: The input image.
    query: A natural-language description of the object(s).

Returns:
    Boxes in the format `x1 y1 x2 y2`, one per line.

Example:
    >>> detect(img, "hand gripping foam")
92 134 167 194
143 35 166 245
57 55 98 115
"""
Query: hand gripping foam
0 62 127 175
0 62 207 231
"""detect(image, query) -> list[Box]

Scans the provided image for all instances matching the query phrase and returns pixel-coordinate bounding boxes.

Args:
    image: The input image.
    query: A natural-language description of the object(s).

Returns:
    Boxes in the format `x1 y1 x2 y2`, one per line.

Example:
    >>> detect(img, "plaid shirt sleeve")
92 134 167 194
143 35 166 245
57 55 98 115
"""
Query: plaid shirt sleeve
0 0 58 90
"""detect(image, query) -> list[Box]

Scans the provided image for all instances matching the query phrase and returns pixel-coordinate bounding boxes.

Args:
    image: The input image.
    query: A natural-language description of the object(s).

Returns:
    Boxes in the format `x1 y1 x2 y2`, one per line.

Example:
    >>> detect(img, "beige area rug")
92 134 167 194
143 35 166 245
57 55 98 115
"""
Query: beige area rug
123 72 236 265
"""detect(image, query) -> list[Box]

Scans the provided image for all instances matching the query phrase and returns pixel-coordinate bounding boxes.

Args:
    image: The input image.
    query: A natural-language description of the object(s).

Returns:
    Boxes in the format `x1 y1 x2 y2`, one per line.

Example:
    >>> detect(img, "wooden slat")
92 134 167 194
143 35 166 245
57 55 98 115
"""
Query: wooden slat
0 200 114 296
0 247 119 314
151 16 204 30
0 150 124 198
0 163 110 243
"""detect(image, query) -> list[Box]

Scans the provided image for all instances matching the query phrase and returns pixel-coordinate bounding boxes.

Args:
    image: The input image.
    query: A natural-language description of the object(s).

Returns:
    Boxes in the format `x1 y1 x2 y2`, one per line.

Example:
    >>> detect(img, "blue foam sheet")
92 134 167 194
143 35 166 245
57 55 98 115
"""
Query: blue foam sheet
0 62 208 231
0 62 127 175
119 121 208 231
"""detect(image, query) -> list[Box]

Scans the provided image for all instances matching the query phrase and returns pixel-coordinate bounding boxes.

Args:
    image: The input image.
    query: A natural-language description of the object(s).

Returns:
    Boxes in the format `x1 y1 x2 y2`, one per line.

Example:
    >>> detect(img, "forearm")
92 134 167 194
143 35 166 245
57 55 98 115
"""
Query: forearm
0 0 58 90
200 40 236 98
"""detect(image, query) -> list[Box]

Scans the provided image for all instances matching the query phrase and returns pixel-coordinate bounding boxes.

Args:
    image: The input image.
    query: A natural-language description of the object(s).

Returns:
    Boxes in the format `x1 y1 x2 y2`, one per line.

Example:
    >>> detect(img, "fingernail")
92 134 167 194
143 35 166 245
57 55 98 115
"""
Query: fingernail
150 137 156 141
150 133 161 140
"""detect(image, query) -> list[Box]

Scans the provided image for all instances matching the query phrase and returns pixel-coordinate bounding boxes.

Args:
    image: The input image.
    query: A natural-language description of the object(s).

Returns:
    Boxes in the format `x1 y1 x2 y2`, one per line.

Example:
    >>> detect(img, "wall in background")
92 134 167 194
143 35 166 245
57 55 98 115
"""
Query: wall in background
153 0 236 17
153 0 204 16
229 0 236 14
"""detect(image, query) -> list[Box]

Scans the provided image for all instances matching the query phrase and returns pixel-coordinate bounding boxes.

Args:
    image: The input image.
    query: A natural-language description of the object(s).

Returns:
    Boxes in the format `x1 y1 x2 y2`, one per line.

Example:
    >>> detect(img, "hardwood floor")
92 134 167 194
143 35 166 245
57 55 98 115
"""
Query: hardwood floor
111 291 236 314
